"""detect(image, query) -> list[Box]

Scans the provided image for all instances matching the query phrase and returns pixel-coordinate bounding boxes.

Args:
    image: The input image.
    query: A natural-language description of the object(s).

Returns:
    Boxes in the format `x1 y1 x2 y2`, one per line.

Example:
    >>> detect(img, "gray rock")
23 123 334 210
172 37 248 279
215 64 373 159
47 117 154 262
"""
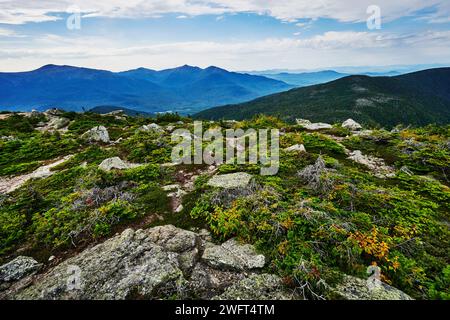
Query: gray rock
304 123 332 130
12 227 189 300
285 144 306 152
3 225 294 301
98 157 140 171
0 256 42 283
139 123 163 132
207 172 253 189
202 238 265 271
332 275 413 300
214 274 296 300
188 263 246 299
342 119 362 131
295 119 312 126
81 126 110 143
48 117 70 129
348 150 395 178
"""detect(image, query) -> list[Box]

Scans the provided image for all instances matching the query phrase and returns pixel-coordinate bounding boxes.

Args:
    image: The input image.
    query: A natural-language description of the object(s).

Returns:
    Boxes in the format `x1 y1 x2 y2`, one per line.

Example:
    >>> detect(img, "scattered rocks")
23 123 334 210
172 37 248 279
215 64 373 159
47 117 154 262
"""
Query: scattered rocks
207 172 253 189
332 275 413 300
98 157 140 171
285 144 306 152
81 126 110 143
202 238 265 271
342 119 362 131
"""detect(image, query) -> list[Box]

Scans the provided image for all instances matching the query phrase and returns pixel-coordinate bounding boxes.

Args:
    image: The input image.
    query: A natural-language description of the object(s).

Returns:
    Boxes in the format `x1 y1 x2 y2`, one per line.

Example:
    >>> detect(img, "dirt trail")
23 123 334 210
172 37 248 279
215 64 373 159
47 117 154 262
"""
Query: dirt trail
0 155 73 194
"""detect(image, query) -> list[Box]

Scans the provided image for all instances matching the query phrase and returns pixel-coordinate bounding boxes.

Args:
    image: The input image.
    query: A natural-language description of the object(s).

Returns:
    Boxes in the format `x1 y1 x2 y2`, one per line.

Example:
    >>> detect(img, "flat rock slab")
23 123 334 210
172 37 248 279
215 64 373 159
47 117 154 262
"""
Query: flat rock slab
207 172 253 189
202 238 265 271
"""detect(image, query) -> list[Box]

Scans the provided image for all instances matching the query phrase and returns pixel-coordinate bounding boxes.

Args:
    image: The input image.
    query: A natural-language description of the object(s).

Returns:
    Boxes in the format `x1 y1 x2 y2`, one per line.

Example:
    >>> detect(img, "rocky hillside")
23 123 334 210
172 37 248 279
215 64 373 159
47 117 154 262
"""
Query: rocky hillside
0 111 449 300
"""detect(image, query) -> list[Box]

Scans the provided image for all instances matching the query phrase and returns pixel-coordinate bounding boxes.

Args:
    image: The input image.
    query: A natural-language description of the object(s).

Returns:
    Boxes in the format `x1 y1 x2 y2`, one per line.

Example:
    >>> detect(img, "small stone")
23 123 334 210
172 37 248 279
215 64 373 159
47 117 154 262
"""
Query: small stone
285 144 306 152
98 157 139 171
207 172 252 189
304 123 332 130
342 119 362 131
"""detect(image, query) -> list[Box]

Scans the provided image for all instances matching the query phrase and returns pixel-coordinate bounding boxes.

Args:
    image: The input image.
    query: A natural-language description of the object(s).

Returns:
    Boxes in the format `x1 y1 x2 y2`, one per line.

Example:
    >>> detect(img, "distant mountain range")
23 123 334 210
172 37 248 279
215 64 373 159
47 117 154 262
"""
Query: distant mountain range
0 64 293 114
194 68 450 127
247 70 402 86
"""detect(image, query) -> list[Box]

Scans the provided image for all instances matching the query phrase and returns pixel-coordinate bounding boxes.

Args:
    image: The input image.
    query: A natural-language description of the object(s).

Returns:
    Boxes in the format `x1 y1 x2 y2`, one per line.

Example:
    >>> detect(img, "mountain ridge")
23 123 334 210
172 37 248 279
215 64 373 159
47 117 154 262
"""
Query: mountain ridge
194 67 450 127
0 64 293 114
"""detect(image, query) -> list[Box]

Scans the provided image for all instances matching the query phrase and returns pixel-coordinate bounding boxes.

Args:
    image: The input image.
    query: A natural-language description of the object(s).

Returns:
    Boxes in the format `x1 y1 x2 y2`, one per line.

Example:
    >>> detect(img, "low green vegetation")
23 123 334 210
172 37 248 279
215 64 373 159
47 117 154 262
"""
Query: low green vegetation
0 113 448 300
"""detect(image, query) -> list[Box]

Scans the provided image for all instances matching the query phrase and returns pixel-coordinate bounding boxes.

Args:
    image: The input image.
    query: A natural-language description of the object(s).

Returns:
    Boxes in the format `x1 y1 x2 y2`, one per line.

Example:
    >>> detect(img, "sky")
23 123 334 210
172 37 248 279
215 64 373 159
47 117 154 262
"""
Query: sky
0 0 450 72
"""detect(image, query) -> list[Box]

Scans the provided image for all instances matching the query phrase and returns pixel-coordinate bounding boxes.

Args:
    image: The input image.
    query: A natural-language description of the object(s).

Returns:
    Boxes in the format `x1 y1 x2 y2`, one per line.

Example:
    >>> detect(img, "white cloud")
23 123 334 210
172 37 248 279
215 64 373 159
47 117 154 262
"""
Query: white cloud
0 0 449 24
1 30 449 72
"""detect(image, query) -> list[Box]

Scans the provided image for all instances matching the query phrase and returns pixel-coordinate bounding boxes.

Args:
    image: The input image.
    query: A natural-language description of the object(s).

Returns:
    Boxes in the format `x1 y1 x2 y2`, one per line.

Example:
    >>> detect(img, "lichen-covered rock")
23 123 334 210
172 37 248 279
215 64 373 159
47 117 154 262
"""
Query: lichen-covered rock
81 126 110 143
342 118 362 131
332 275 413 300
214 274 296 300
0 256 42 283
188 263 246 299
202 238 265 271
5 225 292 301
12 227 189 300
98 157 140 171
207 172 253 189
285 144 306 152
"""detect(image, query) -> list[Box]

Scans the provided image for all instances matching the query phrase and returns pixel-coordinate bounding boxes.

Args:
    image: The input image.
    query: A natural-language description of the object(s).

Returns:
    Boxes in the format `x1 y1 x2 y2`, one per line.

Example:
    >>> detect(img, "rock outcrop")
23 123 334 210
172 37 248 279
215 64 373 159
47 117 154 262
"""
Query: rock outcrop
2 225 294 300
81 126 110 143
207 172 253 189
332 275 413 300
215 274 294 300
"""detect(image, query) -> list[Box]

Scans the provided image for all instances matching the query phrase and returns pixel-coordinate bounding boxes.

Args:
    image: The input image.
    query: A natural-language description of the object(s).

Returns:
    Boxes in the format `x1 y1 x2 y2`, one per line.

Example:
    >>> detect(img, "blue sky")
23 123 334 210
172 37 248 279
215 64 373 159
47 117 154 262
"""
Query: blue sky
0 1 449 72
